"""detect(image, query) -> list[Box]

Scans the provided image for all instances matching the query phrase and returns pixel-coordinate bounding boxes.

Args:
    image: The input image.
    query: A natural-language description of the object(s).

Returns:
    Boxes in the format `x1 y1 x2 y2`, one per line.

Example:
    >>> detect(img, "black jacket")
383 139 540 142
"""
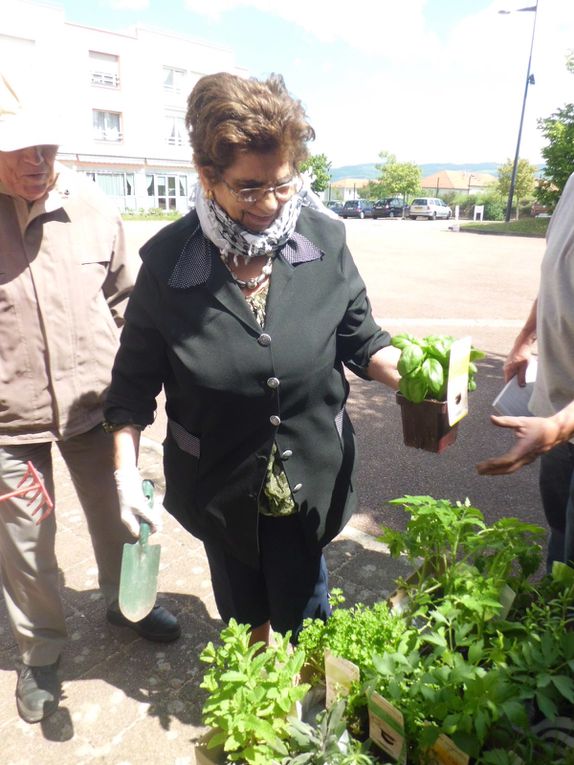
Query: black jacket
105 206 390 566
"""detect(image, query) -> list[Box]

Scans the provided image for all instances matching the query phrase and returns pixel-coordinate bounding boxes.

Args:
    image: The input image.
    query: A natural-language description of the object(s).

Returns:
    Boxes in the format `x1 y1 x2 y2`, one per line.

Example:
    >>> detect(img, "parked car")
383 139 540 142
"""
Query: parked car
340 199 374 219
372 197 407 219
409 197 452 220
530 202 552 217
325 200 344 216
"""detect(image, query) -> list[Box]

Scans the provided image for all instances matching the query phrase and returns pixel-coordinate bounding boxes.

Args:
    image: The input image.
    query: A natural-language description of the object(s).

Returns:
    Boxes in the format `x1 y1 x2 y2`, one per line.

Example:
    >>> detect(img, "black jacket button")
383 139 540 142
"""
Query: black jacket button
257 333 272 347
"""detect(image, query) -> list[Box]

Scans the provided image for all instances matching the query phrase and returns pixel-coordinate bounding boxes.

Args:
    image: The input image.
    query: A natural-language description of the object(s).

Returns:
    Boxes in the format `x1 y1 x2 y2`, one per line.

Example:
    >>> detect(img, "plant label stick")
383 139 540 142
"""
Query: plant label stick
447 336 471 426
368 691 406 763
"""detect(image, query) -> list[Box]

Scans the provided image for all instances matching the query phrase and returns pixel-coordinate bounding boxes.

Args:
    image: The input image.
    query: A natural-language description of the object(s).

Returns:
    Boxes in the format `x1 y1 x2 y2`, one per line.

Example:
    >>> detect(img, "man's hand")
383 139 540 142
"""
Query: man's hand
476 415 561 475
114 466 163 537
502 345 532 386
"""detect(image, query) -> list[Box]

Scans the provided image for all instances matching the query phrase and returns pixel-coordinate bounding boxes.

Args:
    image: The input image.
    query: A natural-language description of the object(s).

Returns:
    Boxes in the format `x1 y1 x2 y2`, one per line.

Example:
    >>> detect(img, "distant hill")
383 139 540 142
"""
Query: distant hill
330 162 505 181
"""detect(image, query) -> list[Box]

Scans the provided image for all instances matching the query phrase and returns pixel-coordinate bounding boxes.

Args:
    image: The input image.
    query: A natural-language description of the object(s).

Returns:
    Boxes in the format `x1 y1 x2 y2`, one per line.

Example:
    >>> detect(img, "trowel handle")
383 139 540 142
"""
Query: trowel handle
142 479 154 506
140 479 155 544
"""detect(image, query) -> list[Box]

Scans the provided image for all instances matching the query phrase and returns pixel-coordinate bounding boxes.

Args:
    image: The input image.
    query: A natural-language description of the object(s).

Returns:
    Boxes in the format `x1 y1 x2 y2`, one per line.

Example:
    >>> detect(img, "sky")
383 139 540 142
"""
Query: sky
54 0 574 168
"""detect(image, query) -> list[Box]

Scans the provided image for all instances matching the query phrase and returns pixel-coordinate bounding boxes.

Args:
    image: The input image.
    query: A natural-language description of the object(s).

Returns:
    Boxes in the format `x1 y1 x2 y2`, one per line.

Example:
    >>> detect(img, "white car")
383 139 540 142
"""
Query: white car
409 197 452 220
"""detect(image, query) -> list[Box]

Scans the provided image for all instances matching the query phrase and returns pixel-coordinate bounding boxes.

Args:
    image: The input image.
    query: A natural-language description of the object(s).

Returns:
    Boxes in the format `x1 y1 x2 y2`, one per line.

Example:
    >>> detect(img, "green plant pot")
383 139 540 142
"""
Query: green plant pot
194 729 225 765
396 392 458 453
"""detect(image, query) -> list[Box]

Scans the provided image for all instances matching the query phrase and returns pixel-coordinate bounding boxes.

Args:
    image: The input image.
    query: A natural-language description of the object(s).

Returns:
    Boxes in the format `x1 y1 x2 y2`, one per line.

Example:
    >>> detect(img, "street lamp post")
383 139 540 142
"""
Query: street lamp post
499 2 539 223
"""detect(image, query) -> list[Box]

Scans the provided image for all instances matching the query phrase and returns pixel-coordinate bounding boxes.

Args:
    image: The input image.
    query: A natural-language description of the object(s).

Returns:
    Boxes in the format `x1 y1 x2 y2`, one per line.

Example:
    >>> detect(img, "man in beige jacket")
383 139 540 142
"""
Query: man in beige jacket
0 75 179 724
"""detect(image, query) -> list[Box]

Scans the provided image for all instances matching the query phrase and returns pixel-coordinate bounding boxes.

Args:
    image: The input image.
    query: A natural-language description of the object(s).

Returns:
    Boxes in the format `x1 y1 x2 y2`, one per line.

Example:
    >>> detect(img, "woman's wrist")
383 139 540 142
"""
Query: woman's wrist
103 420 144 434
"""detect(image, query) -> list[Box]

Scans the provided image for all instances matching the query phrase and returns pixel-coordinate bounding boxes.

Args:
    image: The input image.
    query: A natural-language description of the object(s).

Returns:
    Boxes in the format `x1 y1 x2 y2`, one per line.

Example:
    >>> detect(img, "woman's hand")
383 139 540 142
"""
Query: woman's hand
114 466 163 536
112 425 162 536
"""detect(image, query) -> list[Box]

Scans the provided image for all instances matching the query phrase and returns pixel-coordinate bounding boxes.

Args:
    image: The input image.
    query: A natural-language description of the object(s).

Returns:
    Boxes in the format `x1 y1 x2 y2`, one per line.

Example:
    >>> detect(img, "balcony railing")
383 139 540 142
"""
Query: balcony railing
93 129 123 143
91 71 120 88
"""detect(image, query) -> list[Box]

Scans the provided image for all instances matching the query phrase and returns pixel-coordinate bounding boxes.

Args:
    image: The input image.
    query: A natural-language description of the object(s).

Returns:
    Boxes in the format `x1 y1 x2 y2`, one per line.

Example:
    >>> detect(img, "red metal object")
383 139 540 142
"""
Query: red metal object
0 461 54 523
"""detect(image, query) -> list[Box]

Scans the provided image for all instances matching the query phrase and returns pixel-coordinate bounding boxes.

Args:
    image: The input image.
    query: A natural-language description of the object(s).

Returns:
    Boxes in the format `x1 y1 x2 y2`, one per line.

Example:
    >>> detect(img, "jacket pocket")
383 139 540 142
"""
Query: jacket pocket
334 406 345 445
168 418 201 457
163 420 201 532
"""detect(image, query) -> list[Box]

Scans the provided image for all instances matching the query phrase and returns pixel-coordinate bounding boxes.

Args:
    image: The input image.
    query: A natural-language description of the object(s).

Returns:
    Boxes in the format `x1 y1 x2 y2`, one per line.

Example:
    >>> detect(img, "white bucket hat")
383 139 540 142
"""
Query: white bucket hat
0 73 62 152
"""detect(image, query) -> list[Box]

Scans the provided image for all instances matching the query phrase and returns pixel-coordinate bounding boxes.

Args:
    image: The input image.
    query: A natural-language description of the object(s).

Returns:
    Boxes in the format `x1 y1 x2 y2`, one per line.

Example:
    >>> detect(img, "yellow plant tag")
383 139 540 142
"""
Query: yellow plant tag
447 336 471 426
425 733 470 765
324 650 360 708
367 691 406 763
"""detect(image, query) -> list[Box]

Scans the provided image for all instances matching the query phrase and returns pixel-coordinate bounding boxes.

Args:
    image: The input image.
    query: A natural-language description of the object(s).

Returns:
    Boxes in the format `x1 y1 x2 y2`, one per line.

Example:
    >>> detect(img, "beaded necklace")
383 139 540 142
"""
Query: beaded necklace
219 251 274 290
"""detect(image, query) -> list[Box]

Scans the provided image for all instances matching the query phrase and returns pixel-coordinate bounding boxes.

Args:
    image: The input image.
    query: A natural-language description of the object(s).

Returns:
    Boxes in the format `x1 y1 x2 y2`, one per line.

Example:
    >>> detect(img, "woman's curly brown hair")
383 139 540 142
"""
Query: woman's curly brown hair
186 72 315 182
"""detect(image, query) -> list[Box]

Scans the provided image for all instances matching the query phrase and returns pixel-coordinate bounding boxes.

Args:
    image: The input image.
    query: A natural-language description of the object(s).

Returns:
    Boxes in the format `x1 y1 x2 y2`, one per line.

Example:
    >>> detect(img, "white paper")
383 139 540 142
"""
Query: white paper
492 359 537 417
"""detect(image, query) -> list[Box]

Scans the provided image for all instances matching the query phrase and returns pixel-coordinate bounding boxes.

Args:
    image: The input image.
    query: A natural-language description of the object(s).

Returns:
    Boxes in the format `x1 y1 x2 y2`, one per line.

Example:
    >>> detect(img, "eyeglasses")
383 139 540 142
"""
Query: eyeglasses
221 175 303 204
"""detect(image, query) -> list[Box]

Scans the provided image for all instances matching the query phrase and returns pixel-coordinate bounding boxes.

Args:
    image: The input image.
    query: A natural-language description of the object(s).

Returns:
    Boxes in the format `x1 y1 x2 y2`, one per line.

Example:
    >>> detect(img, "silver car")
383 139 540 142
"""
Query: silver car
409 197 452 220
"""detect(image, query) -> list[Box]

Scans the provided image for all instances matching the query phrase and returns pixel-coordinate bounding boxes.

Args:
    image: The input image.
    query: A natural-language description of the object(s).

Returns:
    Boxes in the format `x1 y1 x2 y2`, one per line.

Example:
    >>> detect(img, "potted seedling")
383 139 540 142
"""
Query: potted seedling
196 619 310 765
392 333 485 453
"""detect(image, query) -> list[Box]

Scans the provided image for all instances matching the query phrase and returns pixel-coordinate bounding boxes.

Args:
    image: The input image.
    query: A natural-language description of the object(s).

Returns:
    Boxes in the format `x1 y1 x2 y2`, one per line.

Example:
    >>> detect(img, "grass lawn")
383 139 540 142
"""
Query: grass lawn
459 217 549 238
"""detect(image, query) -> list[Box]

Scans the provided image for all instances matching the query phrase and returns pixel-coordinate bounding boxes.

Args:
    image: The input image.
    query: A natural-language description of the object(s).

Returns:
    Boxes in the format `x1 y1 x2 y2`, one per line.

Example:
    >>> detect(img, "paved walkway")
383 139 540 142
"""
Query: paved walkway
0 435 410 765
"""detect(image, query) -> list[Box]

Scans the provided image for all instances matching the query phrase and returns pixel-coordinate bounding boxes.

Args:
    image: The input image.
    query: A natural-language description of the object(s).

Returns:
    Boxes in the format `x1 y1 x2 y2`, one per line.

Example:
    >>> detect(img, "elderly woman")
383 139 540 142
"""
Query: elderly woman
105 72 400 644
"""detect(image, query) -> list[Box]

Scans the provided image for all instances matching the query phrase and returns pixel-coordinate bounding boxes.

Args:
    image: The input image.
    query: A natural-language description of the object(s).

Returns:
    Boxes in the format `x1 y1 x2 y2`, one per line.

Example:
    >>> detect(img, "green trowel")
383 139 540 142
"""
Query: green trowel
118 479 161 621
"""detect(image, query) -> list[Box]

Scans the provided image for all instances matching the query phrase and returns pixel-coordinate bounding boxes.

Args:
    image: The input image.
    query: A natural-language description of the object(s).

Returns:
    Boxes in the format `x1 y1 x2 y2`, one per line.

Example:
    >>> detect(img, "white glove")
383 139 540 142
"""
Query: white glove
114 466 163 537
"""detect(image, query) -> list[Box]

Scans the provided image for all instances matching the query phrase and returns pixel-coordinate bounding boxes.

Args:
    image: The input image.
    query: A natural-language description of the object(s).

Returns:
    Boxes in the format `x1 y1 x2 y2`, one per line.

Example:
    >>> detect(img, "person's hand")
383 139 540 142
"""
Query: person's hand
113 466 163 537
503 343 532 385
476 415 561 476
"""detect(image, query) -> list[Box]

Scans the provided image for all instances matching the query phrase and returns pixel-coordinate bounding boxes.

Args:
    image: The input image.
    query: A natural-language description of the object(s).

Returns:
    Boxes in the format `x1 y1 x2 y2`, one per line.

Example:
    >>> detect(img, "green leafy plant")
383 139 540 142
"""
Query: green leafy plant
367 644 521 760
199 619 310 764
298 593 411 684
298 592 414 740
368 496 552 760
391 333 485 403
379 496 544 599
282 699 377 764
198 500 572 765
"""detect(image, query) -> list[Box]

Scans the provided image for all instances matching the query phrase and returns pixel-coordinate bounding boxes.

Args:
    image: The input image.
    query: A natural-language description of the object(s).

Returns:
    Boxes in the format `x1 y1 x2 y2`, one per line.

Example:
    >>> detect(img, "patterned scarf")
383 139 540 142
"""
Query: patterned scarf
194 181 303 265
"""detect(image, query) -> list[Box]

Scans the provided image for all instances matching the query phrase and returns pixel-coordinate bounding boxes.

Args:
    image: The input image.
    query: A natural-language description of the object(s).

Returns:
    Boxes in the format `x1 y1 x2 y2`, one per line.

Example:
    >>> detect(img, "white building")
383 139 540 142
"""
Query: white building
1 0 247 212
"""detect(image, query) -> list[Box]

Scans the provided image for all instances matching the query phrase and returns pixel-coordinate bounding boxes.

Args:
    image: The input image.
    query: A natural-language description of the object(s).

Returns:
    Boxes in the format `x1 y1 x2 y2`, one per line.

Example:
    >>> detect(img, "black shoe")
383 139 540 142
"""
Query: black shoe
16 661 61 723
106 605 181 643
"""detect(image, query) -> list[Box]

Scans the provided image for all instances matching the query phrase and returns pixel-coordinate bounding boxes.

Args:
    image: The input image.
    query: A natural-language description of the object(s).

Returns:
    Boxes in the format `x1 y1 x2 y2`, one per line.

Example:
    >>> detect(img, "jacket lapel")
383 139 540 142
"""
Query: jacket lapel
168 224 259 331
266 232 324 328
167 222 323 333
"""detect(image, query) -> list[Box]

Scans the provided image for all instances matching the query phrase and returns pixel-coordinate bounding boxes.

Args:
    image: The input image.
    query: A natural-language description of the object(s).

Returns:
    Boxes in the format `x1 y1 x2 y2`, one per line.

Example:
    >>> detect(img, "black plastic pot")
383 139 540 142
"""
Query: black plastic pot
396 392 459 453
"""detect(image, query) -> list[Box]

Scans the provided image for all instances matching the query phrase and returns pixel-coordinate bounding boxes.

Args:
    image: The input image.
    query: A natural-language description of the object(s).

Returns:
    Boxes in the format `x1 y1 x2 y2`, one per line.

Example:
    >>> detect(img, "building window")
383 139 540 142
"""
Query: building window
163 66 185 95
93 110 122 142
88 172 133 197
165 114 186 146
89 51 120 88
147 173 188 210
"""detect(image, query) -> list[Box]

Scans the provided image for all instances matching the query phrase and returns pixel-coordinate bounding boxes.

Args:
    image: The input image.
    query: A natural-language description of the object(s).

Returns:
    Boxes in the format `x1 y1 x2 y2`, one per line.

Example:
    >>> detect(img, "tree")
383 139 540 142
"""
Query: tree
537 103 574 207
360 180 387 199
536 51 574 206
497 158 537 219
299 153 331 193
374 151 421 202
